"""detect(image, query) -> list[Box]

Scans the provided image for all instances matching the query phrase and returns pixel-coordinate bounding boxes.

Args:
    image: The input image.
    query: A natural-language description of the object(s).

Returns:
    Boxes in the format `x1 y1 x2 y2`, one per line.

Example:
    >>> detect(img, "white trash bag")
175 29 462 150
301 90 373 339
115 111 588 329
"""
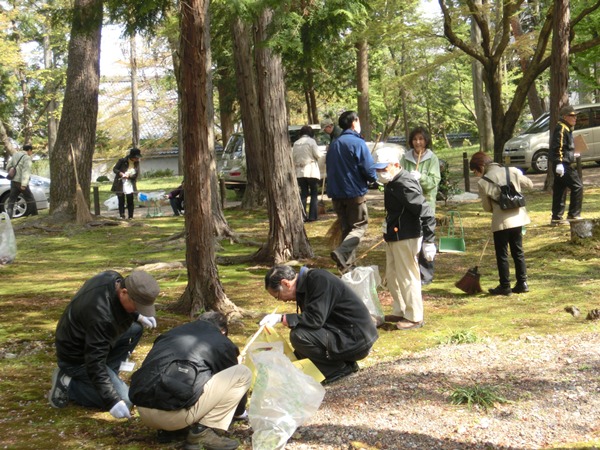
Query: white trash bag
341 265 385 327
103 195 119 211
249 350 325 450
0 212 17 265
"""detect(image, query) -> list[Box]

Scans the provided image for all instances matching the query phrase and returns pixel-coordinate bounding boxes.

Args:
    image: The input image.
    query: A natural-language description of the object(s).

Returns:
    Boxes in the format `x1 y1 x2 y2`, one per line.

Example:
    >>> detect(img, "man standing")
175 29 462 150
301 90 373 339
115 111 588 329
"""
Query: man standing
326 111 377 271
6 144 38 218
48 270 160 420
130 312 251 450
261 265 378 385
320 118 342 144
550 105 583 226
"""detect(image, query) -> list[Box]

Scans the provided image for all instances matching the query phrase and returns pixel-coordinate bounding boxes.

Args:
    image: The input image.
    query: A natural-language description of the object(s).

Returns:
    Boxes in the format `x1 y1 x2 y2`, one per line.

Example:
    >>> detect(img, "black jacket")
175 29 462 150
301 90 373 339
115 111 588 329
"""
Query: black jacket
111 156 140 193
129 320 240 411
286 268 378 360
383 169 436 243
550 119 575 166
55 271 135 409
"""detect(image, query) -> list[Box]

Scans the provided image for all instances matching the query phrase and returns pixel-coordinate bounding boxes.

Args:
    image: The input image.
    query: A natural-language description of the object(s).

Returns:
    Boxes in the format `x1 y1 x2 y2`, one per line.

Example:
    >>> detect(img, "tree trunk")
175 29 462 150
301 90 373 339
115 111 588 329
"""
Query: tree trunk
215 66 236 148
356 39 371 140
252 8 313 263
544 0 571 191
174 0 239 317
231 17 266 209
130 35 140 148
470 3 493 152
49 0 102 222
43 32 58 155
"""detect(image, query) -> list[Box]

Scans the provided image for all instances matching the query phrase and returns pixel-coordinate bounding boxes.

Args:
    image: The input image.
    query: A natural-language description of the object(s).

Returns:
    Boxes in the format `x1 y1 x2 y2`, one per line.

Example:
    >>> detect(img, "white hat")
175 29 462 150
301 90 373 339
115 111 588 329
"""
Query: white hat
371 146 401 169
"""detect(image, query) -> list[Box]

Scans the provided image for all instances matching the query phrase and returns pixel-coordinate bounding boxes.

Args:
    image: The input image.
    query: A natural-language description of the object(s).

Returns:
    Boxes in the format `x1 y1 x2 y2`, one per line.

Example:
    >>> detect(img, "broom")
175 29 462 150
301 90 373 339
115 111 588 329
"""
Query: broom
70 145 93 225
455 238 490 294
317 177 326 216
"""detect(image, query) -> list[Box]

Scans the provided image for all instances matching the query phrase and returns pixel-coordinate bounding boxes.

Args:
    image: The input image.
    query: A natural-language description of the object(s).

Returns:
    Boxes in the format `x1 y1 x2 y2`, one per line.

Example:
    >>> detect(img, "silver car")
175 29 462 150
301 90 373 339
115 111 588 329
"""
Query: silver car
0 170 50 218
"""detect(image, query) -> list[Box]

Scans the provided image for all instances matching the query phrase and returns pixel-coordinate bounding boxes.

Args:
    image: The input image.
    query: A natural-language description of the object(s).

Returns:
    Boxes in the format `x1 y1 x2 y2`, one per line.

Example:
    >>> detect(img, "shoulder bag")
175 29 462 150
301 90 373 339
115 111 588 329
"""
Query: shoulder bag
6 154 25 180
482 167 526 210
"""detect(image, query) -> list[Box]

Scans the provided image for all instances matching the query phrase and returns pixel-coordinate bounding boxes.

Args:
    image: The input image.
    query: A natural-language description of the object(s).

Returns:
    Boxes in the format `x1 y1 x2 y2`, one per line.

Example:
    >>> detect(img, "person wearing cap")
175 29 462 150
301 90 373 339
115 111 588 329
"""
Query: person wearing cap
5 144 38 218
326 111 378 271
549 105 583 226
372 148 436 329
320 117 342 144
48 270 160 419
111 148 142 219
130 311 251 449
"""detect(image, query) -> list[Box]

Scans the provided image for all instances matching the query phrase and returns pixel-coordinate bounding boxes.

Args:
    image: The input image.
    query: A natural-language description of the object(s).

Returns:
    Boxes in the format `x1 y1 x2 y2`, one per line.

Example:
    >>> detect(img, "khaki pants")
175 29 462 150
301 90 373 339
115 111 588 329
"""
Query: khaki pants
385 237 423 322
138 364 252 431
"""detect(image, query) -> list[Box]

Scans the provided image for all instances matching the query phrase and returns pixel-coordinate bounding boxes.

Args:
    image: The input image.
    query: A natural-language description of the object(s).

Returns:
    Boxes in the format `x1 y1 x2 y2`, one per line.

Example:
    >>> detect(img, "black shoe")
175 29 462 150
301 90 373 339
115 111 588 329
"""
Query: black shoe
157 427 190 444
330 250 348 271
322 362 358 385
512 282 529 294
488 285 512 296
48 368 71 408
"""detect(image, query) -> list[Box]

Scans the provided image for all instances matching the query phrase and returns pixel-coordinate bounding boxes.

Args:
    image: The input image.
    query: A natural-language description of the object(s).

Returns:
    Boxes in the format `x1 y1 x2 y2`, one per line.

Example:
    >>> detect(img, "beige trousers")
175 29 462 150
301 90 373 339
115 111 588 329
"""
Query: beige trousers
137 364 252 431
385 237 423 322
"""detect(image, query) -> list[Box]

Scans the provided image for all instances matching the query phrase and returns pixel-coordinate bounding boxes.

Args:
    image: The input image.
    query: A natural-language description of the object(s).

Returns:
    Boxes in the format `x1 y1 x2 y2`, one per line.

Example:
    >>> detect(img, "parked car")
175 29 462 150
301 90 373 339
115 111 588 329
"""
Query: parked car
503 103 600 173
219 124 330 192
0 170 50 218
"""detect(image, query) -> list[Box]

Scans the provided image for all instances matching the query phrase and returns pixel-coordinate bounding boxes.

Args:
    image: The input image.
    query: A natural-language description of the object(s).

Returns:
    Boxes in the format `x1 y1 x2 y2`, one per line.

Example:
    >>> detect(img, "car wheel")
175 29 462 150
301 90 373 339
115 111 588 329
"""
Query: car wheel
531 150 549 173
2 193 28 218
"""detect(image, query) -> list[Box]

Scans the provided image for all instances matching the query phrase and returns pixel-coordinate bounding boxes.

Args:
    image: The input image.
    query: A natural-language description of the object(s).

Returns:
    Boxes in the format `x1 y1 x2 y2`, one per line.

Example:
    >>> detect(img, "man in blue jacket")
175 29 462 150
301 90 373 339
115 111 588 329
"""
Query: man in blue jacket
326 111 377 271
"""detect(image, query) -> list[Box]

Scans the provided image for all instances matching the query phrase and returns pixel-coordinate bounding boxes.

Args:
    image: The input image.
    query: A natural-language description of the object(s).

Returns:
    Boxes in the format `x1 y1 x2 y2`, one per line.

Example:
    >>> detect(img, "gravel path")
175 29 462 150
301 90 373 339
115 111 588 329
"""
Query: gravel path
250 332 600 450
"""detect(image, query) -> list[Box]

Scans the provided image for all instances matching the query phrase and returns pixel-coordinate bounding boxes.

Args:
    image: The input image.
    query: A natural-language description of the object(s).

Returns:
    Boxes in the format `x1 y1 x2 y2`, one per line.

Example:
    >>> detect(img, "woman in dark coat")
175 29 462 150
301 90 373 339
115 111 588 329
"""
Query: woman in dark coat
111 148 141 219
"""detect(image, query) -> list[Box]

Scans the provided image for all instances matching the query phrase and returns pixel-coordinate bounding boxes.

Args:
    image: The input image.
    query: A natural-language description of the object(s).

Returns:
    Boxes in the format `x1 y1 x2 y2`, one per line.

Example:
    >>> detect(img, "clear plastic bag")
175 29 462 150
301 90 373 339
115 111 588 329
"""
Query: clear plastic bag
0 212 17 265
249 350 325 450
341 265 385 327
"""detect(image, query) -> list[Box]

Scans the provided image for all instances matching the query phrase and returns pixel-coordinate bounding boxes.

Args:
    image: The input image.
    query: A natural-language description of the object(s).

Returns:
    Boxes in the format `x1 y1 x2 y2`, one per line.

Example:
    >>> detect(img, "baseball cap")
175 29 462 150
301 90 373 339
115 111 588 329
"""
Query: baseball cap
124 271 159 316
320 118 334 129
371 146 401 170
559 105 577 117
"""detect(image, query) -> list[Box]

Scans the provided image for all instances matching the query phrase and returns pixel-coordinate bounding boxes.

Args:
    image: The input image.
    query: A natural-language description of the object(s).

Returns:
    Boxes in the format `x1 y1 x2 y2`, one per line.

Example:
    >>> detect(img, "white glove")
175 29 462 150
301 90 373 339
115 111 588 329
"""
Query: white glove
555 164 565 177
410 170 421 181
422 242 436 261
109 400 131 419
259 313 283 327
137 314 157 329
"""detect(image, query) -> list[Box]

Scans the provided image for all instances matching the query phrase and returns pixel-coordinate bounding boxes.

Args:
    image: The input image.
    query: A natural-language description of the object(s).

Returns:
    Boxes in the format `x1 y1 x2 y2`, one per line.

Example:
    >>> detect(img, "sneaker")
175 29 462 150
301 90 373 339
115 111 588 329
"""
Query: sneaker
48 368 71 408
330 250 348 271
550 219 569 226
488 285 512 296
322 362 358 385
512 282 529 294
396 319 425 330
185 425 239 450
157 427 190 444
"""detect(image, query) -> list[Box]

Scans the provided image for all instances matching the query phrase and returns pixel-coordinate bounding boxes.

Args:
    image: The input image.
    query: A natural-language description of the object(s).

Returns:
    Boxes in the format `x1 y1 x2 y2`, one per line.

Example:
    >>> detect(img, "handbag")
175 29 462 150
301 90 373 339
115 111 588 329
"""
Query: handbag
482 167 526 210
6 154 25 180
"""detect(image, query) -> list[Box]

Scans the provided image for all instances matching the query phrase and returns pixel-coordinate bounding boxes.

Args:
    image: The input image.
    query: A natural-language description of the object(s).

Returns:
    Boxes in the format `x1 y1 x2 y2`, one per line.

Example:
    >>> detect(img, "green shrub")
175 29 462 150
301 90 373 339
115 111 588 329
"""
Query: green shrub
450 384 507 411
144 168 174 178
437 329 480 345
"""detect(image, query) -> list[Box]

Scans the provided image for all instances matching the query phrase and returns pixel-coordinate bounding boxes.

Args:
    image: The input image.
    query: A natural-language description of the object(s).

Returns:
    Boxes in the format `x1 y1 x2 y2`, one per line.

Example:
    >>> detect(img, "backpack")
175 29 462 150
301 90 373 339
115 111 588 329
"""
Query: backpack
482 167 526 210
6 154 25 180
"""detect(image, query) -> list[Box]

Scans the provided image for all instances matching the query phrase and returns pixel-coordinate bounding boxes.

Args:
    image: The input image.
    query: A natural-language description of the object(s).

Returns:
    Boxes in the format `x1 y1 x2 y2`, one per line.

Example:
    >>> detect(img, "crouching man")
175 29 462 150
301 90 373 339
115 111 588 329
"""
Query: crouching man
129 312 251 450
48 270 160 419
261 265 379 385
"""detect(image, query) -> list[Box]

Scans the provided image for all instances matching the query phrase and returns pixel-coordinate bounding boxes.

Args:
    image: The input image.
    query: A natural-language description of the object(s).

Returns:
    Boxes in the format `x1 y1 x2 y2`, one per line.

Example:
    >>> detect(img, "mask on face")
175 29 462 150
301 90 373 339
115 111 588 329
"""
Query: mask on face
377 171 393 184
354 121 361 135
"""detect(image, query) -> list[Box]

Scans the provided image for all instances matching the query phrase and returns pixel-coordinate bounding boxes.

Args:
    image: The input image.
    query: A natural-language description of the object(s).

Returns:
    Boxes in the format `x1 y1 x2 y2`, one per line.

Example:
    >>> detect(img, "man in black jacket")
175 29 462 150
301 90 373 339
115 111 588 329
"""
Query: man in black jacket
261 265 379 385
550 105 583 225
129 312 251 450
48 270 160 419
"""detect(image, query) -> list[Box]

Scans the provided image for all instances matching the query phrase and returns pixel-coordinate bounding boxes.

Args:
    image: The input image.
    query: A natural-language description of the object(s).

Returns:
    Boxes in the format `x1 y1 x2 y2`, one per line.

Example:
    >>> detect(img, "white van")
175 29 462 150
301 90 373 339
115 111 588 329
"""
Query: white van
502 103 600 173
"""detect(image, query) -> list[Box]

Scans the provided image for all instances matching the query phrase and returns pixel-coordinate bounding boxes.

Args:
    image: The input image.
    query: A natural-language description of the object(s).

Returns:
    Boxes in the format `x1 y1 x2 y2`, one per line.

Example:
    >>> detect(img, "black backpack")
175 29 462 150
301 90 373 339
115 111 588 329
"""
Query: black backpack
482 167 526 210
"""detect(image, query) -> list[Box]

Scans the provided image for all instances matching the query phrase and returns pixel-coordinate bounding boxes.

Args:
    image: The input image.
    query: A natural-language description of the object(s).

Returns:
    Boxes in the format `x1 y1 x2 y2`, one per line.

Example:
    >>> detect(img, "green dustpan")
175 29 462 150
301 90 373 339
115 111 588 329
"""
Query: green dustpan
439 210 466 253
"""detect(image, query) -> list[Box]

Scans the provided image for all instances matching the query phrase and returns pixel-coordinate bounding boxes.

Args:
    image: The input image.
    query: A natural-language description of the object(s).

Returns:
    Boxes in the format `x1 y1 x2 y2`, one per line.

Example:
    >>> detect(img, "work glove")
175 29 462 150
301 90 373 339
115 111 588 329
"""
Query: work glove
137 314 157 329
410 170 422 181
555 164 565 177
109 400 131 419
259 313 283 327
422 242 436 261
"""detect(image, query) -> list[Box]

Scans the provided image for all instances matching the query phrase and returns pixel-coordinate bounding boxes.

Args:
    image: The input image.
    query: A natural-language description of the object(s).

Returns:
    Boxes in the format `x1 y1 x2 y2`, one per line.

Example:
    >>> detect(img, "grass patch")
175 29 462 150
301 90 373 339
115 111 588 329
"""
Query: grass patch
449 384 507 411
436 328 481 345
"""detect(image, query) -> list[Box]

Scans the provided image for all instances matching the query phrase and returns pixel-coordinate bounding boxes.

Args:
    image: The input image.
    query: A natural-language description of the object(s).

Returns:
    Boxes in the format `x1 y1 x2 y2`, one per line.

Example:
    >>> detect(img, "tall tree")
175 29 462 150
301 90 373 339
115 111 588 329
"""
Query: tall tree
174 0 239 316
252 6 313 263
49 0 102 220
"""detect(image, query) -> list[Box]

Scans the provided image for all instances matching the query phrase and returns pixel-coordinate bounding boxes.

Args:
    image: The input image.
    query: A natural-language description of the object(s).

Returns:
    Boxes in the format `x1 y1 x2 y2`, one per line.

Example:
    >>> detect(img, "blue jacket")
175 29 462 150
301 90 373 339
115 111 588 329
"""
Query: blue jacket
326 130 377 199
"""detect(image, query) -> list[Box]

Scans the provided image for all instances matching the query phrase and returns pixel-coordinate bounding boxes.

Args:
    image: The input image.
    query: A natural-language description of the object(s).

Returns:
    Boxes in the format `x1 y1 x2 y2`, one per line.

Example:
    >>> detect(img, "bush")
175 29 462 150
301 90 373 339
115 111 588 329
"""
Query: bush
144 169 174 178
96 175 110 182
450 384 507 411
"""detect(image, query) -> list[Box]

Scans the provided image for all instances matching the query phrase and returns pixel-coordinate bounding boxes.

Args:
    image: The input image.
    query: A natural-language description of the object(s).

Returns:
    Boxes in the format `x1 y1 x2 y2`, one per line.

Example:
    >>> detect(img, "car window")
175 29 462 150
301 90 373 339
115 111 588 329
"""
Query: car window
574 110 590 131
523 113 550 134
223 134 244 158
591 108 600 127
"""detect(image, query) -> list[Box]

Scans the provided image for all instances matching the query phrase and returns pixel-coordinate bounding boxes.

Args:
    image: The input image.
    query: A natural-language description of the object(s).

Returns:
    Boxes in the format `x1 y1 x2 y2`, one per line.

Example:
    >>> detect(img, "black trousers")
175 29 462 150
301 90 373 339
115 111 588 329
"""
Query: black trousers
418 248 434 283
298 177 320 221
551 164 583 219
493 226 527 287
117 193 135 219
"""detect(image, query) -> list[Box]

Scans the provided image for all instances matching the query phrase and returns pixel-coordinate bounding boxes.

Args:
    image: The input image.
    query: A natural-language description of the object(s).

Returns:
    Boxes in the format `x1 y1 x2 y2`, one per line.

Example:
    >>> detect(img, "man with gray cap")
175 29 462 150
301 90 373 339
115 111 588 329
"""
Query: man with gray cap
320 117 342 144
48 270 160 419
